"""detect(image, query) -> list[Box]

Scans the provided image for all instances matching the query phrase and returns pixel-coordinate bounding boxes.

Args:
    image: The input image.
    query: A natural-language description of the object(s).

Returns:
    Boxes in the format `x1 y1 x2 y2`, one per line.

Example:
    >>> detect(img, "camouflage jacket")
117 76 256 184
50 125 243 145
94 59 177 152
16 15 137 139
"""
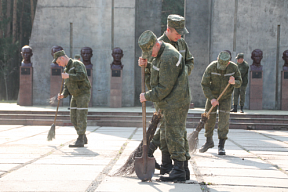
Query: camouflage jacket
144 42 191 109
145 32 194 90
62 59 91 98
201 61 242 101
237 60 249 87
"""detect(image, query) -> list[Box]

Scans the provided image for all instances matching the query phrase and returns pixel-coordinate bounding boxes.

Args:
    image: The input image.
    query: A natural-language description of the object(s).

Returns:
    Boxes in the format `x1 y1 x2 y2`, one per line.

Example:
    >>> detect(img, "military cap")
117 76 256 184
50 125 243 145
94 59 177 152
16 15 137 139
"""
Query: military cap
74 54 81 59
236 53 244 59
138 30 157 59
167 14 189 35
52 50 66 63
217 51 230 70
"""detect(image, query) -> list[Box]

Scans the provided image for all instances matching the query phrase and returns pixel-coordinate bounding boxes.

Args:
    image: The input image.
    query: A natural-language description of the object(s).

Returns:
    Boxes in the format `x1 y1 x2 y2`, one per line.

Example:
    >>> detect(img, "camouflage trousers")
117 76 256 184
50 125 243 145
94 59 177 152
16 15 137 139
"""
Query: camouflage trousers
233 85 247 106
204 98 231 140
70 91 91 135
158 104 191 162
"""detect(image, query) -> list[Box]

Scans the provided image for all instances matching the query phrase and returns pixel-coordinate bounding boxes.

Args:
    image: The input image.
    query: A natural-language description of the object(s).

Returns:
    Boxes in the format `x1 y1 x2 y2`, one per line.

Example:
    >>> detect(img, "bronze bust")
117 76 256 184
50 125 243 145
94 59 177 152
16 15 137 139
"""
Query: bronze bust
51 46 63 67
81 47 93 69
251 49 263 71
282 50 288 71
111 47 124 70
21 45 33 67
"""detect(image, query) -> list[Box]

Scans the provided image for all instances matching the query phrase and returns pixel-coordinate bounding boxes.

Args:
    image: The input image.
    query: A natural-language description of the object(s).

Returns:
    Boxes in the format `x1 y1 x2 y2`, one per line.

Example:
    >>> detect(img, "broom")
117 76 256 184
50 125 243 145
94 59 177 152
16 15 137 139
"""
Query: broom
188 83 231 153
47 78 64 141
114 111 162 176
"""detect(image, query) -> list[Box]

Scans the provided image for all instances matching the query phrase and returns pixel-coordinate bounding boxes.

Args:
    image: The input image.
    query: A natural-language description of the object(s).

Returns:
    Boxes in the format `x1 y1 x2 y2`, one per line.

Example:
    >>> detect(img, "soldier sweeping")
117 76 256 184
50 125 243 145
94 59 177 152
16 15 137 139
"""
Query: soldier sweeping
138 30 191 181
53 50 91 147
139 14 193 179
230 53 249 113
200 51 242 155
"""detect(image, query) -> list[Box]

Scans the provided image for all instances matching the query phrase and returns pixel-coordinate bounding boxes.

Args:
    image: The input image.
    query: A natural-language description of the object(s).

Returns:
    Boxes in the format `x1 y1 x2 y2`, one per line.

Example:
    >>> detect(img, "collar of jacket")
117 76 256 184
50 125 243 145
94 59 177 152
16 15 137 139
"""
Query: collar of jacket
66 58 73 69
156 42 165 58
161 31 178 47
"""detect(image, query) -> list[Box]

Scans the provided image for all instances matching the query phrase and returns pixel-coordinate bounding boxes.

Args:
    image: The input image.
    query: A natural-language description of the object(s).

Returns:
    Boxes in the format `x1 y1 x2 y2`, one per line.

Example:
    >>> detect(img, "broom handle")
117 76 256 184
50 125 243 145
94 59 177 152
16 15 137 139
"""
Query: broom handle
53 78 64 123
206 83 231 116
141 66 147 146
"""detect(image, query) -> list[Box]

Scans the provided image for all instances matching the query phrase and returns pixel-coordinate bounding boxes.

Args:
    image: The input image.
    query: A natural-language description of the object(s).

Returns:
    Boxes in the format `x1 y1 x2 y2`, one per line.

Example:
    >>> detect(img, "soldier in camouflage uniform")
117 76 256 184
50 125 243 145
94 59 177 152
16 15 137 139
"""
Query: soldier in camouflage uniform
139 14 193 179
54 50 91 148
200 51 242 155
230 53 249 113
138 30 191 181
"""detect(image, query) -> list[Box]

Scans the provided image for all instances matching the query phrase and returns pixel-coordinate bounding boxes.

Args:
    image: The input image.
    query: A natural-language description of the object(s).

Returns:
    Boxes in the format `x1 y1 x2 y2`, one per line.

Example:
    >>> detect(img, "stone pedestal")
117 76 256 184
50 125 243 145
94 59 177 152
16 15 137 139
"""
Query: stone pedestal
19 66 33 106
110 70 122 108
50 67 63 106
281 71 288 110
86 67 93 107
249 70 263 110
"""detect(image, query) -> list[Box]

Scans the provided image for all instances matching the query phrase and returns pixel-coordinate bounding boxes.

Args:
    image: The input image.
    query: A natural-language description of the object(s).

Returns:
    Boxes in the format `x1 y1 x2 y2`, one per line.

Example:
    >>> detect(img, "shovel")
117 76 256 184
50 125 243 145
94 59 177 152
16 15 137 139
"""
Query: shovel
135 66 155 181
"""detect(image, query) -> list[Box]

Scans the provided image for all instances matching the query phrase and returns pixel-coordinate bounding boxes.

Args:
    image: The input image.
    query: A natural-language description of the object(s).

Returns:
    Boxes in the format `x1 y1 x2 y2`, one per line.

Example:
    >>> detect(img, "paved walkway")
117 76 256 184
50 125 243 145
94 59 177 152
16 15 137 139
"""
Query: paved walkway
1 103 288 115
0 124 287 192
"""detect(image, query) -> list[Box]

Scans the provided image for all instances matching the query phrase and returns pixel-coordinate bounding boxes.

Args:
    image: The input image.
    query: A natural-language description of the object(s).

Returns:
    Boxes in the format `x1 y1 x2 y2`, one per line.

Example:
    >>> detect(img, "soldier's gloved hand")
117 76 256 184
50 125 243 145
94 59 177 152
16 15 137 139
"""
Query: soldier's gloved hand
61 72 69 79
138 57 147 68
139 93 147 103
229 76 235 84
57 93 64 100
211 99 219 107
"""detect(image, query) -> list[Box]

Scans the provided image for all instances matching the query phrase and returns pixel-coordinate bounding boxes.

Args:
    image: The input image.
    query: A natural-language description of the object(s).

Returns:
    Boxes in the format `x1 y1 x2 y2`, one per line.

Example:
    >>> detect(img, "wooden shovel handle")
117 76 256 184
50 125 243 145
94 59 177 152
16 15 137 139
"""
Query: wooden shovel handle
206 83 231 116
141 66 147 146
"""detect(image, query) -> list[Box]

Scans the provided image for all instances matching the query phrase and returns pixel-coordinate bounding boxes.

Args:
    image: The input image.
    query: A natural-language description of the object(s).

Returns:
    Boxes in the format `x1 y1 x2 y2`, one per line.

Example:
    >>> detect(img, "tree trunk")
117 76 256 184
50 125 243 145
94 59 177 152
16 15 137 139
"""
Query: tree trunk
30 0 34 27
0 0 3 38
19 0 24 45
6 0 12 37
12 0 17 43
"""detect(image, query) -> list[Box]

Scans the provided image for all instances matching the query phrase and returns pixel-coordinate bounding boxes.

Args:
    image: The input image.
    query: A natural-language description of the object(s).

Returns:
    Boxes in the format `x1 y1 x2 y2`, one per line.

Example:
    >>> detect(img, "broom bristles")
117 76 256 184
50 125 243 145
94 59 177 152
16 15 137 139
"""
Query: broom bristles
47 123 55 141
188 131 199 153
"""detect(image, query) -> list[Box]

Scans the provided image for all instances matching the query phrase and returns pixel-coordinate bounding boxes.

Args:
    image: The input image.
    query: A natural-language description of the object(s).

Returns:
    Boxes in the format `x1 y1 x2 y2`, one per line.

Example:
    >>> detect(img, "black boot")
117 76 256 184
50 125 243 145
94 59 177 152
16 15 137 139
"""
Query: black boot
184 160 190 180
160 152 173 175
230 105 237 112
69 134 85 148
148 142 160 170
84 134 88 144
218 139 226 155
199 136 214 153
240 106 244 113
159 159 186 181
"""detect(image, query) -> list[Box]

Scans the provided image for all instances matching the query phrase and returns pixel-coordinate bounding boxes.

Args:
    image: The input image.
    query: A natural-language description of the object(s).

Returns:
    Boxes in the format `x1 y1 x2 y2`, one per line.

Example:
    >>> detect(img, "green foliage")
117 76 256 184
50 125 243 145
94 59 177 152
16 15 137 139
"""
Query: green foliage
161 0 185 34
0 0 37 100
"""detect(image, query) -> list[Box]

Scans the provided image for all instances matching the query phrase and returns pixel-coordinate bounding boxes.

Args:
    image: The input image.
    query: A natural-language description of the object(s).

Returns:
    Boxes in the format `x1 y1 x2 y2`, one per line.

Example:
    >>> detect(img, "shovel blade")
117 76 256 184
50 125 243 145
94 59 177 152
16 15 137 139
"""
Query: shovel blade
135 155 155 181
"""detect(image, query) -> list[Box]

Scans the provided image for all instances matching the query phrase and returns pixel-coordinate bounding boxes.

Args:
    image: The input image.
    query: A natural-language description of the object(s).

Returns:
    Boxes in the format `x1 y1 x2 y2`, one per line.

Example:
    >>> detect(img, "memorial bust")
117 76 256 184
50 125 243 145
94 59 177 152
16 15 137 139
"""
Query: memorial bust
282 50 288 71
51 45 63 67
81 47 93 69
21 45 33 67
111 47 124 70
251 49 263 71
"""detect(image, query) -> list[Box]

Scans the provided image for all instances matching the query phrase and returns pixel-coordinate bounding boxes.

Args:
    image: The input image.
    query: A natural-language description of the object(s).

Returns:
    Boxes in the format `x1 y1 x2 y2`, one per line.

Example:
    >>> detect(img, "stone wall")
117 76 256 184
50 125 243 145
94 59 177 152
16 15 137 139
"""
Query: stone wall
185 0 288 109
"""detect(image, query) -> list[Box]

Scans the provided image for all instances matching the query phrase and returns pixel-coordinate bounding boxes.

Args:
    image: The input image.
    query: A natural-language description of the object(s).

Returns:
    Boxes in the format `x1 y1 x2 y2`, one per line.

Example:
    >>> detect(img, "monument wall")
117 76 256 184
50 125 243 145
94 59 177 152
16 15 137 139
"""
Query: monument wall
186 0 288 109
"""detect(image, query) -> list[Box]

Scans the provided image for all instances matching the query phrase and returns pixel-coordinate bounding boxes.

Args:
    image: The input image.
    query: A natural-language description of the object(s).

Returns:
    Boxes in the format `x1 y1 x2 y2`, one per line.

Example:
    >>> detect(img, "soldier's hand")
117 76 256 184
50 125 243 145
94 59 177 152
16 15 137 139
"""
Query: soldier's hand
211 99 219 107
57 93 64 100
138 57 147 68
139 93 147 103
62 73 69 79
229 76 235 84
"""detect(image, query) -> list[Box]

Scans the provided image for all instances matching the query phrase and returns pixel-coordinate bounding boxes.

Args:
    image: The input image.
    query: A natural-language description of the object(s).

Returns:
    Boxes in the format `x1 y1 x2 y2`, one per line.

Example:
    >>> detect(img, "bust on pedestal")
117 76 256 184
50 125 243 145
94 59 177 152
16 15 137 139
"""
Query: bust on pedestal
281 50 288 110
50 46 63 106
249 49 263 110
110 47 124 108
19 46 33 106
81 47 93 106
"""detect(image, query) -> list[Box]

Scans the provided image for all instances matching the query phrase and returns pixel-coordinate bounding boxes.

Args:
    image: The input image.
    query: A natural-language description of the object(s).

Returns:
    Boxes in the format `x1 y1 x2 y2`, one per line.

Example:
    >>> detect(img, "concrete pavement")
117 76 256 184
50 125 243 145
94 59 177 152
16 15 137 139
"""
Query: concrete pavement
0 124 287 192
